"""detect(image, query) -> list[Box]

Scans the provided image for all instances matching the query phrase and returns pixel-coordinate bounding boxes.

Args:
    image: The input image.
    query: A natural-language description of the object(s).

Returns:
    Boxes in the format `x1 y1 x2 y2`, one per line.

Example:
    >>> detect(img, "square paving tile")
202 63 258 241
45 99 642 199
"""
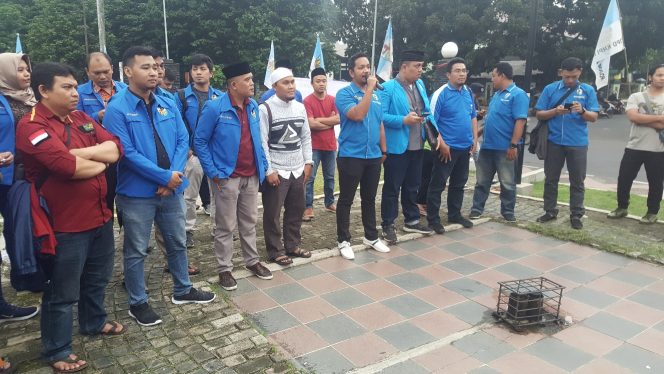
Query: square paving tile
518 255 561 273
413 345 484 372
228 278 258 296
607 269 657 287
489 246 529 260
375 321 436 351
381 294 436 319
353 278 407 301
524 337 594 371
553 325 623 356
270 325 328 357
298 273 347 295
345 302 405 331
586 276 641 298
379 360 429 374
398 240 432 252
528 235 565 248
412 265 460 284
453 331 515 363
410 310 470 338
389 254 431 270
307 314 366 344
605 343 664 374
495 262 540 279
550 265 599 284
465 252 509 268
591 251 633 266
351 250 382 265
282 296 341 324
628 290 664 311
313 256 357 273
443 242 480 256
332 267 378 286
250 306 300 335
334 333 398 368
583 312 646 340
628 328 664 356
574 358 637 374
411 285 467 309
263 283 314 305
445 300 491 325
414 247 459 263
444 229 474 241
247 269 294 290
441 258 486 275
488 351 564 374
605 300 664 326
655 321 664 332
538 248 581 264
386 272 433 291
483 232 522 245
443 278 493 298
283 263 324 280
363 259 407 278
231 290 278 314
296 347 355 374
321 287 373 311
566 286 618 308
468 367 502 374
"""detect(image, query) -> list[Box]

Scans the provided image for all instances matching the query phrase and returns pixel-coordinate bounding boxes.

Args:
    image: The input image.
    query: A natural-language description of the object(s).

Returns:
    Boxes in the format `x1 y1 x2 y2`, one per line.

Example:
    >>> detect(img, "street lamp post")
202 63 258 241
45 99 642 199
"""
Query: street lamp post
162 0 170 60
96 0 107 53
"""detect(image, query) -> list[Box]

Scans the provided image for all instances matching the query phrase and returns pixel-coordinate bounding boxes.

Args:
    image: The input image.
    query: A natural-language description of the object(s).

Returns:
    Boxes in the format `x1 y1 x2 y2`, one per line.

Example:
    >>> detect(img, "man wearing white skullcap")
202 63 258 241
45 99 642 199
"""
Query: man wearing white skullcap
259 67 314 266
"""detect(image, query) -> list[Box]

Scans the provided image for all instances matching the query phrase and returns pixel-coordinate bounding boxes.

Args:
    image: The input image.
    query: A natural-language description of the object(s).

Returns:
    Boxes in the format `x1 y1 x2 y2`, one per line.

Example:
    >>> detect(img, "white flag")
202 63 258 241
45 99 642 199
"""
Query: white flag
309 35 325 74
591 0 624 89
264 41 275 89
376 20 393 82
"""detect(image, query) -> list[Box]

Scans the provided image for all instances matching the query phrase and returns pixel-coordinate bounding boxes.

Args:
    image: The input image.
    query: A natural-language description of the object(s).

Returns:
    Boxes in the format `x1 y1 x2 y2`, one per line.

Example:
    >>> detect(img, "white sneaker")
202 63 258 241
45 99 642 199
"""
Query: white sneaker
338 241 355 260
363 237 390 253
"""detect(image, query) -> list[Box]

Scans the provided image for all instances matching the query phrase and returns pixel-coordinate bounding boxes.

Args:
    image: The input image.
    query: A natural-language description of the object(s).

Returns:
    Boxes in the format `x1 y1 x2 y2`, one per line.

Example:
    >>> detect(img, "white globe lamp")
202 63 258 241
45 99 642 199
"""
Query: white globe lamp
441 42 458 59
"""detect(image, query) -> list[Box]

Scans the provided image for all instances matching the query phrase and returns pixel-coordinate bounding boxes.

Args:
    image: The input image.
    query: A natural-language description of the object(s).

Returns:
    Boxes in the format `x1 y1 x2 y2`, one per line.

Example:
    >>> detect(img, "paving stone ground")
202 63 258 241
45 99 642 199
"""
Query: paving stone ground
1 180 663 373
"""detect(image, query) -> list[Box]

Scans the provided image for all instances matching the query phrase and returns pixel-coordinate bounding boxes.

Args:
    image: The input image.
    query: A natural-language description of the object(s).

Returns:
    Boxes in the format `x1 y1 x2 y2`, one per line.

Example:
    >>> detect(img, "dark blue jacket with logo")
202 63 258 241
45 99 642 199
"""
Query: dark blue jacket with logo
76 80 128 122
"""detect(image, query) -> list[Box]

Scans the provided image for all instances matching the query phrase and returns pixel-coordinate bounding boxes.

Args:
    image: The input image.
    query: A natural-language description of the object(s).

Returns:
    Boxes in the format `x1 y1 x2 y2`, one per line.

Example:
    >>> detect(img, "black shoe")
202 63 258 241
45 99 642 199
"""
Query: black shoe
570 217 583 230
246 262 273 280
449 216 474 228
428 223 446 235
468 211 482 220
128 302 162 326
502 214 517 223
0 304 39 323
219 271 237 291
186 231 194 248
536 212 557 223
382 224 398 244
403 222 434 235
172 287 216 305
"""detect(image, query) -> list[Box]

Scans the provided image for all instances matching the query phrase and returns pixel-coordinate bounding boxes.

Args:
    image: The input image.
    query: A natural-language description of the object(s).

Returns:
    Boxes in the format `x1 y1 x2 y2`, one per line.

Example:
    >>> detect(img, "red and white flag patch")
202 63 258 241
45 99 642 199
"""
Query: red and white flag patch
29 129 50 146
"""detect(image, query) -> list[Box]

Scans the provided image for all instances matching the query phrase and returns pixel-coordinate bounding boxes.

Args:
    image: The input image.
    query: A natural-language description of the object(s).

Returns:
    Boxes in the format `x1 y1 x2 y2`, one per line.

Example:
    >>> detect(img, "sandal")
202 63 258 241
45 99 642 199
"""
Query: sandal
100 321 127 336
50 354 88 374
0 357 17 374
188 264 200 275
272 255 293 266
287 248 311 258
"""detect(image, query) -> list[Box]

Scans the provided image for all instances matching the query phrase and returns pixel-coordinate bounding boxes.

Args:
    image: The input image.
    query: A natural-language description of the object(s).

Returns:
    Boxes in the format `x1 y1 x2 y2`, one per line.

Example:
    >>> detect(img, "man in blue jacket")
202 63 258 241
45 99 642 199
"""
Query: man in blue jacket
194 61 273 291
379 50 434 244
104 46 215 327
427 57 478 233
535 57 599 229
334 53 390 260
176 54 223 248
469 62 529 222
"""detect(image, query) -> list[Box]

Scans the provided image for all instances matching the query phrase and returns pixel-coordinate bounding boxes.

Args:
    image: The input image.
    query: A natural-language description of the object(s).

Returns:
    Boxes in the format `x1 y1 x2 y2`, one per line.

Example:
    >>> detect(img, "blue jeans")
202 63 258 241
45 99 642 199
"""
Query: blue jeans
41 220 115 362
305 150 336 208
471 149 516 217
427 148 470 226
381 150 423 227
116 194 192 306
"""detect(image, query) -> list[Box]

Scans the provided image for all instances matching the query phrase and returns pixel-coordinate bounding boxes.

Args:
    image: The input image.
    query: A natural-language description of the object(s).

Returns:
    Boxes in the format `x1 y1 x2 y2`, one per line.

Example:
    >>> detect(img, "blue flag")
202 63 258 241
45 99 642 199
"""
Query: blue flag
376 20 393 82
15 33 22 54
309 35 325 73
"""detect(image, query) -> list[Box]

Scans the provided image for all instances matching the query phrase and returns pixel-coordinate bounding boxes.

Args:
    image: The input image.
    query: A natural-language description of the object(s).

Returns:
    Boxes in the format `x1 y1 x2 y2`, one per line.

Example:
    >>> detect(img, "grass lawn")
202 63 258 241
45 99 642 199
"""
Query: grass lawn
530 181 664 220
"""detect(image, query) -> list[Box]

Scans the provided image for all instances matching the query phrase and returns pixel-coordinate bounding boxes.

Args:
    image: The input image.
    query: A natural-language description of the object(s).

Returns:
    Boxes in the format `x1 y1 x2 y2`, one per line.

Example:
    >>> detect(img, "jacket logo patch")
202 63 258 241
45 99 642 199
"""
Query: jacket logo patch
251 109 256 118
29 129 50 146
79 122 95 133
157 107 168 116
212 94 218 100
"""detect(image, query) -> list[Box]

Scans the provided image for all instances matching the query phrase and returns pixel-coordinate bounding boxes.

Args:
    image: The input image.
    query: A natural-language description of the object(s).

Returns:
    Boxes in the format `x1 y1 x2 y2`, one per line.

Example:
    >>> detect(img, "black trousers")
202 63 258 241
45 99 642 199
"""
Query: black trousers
617 148 664 214
261 174 305 260
417 149 434 205
336 157 382 243
426 148 470 226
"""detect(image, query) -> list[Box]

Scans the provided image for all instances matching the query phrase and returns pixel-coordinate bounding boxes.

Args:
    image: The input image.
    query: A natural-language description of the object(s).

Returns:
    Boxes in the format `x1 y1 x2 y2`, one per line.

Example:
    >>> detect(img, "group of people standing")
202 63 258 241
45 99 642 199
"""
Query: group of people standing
1 42 663 374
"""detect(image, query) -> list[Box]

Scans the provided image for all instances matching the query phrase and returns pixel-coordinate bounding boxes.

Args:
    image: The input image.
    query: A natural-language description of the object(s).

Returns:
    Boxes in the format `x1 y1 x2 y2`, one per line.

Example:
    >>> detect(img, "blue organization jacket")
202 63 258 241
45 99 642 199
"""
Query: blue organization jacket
155 86 176 103
379 78 432 154
76 80 128 122
175 84 223 135
103 89 189 198
194 94 268 183
0 95 15 185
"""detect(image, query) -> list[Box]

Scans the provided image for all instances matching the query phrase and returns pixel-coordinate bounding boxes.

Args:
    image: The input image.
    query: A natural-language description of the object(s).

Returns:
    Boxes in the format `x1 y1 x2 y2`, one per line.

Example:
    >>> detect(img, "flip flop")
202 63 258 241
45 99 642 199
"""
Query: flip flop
50 354 88 374
287 248 312 258
100 321 127 336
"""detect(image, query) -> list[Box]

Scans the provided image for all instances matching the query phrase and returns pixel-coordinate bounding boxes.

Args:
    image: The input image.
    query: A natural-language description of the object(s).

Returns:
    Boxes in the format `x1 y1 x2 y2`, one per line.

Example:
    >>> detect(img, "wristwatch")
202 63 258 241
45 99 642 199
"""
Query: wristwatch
509 143 518 149
580 107 586 114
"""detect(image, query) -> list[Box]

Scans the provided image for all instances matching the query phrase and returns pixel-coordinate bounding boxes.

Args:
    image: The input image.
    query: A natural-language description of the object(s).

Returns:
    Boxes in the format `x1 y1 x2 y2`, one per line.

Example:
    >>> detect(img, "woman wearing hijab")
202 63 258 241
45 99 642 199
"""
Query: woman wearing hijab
0 52 39 374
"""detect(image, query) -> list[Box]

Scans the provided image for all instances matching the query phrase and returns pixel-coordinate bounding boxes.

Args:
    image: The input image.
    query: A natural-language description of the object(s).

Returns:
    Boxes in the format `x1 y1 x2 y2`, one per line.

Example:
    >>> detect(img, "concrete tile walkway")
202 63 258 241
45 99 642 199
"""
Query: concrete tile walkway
227 222 664 373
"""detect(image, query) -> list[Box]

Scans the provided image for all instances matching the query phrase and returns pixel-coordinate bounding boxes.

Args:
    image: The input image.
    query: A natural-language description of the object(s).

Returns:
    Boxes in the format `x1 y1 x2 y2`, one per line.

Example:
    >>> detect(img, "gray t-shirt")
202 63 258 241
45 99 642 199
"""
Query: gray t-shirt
625 91 664 152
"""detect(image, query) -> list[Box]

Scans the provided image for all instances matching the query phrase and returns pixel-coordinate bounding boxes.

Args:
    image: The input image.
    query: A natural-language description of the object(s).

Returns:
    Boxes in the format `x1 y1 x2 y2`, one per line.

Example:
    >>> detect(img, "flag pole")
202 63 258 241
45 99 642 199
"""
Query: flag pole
370 0 379 72
616 0 630 95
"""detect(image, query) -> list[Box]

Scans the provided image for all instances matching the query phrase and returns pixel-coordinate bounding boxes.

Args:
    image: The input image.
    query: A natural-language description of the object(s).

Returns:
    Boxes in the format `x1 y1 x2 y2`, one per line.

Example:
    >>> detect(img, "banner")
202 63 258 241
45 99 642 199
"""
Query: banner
264 41 275 89
376 20 393 82
591 0 624 89
309 35 325 74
